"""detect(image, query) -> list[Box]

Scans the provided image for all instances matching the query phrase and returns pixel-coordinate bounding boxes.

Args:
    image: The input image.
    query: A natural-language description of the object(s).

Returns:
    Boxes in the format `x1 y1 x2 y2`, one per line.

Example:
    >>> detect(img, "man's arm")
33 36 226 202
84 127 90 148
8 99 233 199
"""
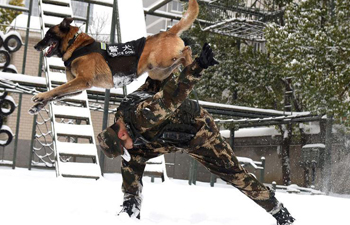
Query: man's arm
132 43 218 132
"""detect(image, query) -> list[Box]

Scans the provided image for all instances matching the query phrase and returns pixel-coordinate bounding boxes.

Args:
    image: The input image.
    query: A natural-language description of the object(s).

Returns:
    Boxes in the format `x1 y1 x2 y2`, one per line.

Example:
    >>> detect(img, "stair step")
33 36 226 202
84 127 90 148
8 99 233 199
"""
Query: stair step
144 164 164 173
42 15 64 28
42 0 70 7
56 141 97 157
46 57 65 70
52 104 91 120
41 3 72 18
61 91 88 103
58 162 101 179
54 122 94 138
48 71 67 84
47 91 88 103
145 156 165 173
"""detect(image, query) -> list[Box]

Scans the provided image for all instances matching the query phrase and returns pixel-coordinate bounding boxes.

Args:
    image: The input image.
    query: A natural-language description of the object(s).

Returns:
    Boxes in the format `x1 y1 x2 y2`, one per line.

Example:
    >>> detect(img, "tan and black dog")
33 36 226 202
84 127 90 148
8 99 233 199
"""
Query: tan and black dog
30 0 199 114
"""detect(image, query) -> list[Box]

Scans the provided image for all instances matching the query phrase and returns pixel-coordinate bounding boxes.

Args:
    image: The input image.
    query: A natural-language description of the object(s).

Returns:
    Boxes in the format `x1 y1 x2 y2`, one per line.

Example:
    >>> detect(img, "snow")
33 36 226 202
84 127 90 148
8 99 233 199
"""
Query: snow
9 14 41 32
220 127 281 138
236 156 264 170
302 143 326 149
58 162 101 178
199 100 310 117
56 141 97 157
0 167 349 225
145 155 168 177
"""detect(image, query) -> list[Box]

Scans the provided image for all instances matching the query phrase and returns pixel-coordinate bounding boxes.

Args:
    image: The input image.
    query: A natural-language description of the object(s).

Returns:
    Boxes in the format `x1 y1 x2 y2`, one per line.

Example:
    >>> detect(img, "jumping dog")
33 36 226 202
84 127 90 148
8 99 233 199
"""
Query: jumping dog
30 0 199 114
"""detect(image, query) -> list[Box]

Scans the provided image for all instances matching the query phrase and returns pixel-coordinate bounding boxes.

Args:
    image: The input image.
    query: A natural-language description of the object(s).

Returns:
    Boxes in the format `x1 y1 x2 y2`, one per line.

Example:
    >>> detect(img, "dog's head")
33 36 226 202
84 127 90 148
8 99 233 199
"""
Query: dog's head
34 17 74 57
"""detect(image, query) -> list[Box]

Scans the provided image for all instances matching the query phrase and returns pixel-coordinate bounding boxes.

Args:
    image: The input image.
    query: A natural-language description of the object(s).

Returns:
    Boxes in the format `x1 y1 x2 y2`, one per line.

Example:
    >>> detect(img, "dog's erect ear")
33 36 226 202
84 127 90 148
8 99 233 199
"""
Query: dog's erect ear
59 17 73 32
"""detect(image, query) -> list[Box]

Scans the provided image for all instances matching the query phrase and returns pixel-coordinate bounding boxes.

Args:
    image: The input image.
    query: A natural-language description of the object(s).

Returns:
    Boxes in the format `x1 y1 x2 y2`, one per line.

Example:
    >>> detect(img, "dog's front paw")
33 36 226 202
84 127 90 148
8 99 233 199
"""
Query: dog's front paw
32 93 47 103
28 102 46 115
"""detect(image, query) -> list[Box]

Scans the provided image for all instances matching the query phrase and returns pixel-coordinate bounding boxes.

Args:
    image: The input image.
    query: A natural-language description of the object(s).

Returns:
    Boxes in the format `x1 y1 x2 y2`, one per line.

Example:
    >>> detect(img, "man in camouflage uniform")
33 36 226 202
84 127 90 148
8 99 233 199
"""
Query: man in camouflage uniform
97 43 295 225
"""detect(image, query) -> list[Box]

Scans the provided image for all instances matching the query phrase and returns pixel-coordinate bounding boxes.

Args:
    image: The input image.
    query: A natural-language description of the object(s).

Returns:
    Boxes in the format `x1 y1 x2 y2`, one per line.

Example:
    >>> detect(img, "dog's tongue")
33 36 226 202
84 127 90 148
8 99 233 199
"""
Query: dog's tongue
45 47 51 56
45 44 54 56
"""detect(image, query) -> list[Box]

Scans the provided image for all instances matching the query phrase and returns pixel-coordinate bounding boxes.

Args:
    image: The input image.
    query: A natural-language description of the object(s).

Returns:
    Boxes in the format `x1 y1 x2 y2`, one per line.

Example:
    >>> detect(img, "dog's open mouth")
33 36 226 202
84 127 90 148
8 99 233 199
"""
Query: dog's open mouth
45 41 58 57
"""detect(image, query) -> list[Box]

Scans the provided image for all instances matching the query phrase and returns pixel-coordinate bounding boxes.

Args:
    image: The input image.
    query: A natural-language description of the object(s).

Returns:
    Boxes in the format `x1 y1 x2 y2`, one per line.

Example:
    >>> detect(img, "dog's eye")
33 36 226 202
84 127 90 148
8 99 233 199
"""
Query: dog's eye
172 58 177 61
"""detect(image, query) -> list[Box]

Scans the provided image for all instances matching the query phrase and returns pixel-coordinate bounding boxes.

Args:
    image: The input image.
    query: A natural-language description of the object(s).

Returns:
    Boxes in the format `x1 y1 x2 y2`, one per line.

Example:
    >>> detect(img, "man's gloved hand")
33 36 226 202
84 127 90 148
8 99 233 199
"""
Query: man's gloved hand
195 43 219 69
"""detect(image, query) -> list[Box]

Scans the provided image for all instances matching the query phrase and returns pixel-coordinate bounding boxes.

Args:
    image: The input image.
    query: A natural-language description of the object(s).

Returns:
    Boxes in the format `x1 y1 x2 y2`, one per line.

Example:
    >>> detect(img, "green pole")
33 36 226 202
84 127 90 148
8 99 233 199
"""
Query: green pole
100 0 120 174
12 93 22 169
188 157 194 185
113 0 126 96
210 173 216 187
230 128 235 148
28 53 44 169
28 115 37 170
192 160 198 185
260 156 265 183
21 0 34 74
37 52 43 77
85 3 91 34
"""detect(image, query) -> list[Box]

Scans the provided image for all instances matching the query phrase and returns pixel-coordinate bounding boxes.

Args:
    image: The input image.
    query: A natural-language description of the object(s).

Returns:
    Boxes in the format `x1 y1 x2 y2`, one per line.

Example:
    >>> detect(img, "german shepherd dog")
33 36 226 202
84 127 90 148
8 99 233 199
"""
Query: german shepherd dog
30 0 199 114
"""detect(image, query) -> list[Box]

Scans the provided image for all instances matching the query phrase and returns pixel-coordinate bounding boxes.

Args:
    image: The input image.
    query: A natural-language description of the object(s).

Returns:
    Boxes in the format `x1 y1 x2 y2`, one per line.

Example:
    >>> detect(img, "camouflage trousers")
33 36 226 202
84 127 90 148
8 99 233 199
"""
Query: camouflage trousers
121 108 279 213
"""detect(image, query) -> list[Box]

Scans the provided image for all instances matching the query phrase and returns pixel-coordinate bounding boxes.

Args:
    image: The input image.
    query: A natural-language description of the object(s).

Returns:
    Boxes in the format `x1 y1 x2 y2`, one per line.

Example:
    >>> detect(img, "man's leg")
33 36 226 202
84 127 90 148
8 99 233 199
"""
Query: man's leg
189 109 295 224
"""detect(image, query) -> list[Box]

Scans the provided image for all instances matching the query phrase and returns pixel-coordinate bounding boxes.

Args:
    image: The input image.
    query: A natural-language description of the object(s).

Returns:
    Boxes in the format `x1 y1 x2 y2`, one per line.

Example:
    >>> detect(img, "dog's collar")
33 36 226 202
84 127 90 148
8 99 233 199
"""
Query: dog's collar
61 31 81 59
67 32 80 50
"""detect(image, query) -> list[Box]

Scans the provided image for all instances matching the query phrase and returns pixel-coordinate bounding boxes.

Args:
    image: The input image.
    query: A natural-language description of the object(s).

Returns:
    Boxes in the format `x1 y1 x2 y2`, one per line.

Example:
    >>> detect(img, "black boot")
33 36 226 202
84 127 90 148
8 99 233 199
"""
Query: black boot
272 204 295 225
118 197 141 219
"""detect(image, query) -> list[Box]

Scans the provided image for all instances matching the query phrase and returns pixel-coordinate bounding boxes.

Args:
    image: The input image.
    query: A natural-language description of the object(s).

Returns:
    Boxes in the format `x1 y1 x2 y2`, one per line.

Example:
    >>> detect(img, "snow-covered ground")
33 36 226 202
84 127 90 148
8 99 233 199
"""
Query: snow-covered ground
2 0 349 223
0 167 348 225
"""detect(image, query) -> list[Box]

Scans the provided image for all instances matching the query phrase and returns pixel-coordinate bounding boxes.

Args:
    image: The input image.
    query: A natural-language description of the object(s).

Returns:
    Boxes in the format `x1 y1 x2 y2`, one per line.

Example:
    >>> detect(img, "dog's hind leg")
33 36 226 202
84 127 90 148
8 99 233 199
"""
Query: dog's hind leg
181 46 193 67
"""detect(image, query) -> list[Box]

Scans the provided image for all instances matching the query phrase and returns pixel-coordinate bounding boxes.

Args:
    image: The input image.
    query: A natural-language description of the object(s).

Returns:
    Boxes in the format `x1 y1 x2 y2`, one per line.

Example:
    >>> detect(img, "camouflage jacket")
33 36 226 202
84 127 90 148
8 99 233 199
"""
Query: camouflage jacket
116 60 203 146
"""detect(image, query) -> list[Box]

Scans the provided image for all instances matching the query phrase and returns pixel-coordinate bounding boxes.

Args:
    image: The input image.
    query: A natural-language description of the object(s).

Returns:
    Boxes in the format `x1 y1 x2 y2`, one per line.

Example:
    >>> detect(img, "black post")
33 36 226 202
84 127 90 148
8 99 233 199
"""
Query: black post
100 0 122 175
323 116 333 194
12 93 22 169
85 3 91 34
230 128 235 149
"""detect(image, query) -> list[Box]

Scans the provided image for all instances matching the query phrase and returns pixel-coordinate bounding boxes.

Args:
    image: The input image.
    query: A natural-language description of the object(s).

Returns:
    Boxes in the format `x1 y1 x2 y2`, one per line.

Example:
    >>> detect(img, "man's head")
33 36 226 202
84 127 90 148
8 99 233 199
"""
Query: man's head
97 118 133 159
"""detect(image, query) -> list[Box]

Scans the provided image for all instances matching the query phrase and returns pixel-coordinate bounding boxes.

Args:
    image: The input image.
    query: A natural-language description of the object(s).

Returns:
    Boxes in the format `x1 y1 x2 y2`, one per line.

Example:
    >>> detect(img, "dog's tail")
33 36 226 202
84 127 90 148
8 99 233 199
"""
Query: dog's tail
168 0 199 36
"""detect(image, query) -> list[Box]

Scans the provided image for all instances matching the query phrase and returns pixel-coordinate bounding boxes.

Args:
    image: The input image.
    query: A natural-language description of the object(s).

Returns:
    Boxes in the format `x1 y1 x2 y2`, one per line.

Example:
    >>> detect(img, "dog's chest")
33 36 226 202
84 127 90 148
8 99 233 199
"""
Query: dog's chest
113 73 137 87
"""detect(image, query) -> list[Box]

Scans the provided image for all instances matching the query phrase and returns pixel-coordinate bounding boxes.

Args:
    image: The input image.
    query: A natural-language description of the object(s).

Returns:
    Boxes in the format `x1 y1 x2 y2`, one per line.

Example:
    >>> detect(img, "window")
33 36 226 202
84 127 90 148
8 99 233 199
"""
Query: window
171 0 184 13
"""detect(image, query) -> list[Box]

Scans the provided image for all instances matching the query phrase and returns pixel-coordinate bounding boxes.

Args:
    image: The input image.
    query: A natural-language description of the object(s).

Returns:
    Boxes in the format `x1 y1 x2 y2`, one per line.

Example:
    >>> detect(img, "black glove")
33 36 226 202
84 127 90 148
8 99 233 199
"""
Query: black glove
195 43 219 69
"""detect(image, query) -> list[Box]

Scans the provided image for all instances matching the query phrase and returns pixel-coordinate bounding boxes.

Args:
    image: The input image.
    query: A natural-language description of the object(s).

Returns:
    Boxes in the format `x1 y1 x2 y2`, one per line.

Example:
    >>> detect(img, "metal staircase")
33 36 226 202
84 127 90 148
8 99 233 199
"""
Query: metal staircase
38 0 101 179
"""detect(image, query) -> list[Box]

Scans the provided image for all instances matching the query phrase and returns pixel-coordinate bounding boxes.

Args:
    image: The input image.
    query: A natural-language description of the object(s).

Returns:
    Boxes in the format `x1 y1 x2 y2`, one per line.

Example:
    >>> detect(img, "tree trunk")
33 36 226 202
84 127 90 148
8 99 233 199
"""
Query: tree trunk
279 125 292 185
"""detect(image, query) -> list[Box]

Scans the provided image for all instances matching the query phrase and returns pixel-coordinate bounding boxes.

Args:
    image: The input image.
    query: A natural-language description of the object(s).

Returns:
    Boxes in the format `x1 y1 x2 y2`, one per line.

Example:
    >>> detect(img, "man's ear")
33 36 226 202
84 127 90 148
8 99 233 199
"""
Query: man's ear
118 129 128 140
59 17 73 32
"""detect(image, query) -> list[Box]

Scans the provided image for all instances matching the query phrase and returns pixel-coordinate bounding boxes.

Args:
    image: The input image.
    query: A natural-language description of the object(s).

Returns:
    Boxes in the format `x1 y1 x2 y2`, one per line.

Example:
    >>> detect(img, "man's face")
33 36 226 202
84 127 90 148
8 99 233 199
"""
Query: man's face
116 119 133 149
